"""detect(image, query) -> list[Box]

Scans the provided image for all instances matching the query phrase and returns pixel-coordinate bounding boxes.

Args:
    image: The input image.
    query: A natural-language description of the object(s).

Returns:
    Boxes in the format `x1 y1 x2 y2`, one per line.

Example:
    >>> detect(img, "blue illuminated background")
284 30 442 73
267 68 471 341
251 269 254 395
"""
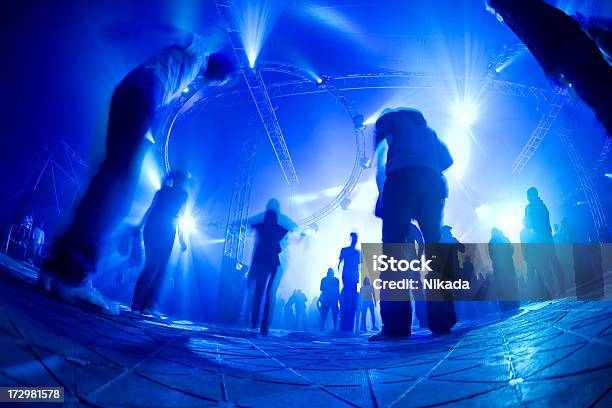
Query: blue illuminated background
0 0 610 320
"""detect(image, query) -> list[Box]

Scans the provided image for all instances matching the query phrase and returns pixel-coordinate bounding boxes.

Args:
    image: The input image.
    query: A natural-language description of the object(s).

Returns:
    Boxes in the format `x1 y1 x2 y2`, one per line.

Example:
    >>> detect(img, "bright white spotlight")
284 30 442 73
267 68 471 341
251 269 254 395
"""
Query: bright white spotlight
316 77 323 84
248 54 257 69
179 212 197 237
475 201 523 241
453 102 478 127
605 173 612 179
182 87 189 93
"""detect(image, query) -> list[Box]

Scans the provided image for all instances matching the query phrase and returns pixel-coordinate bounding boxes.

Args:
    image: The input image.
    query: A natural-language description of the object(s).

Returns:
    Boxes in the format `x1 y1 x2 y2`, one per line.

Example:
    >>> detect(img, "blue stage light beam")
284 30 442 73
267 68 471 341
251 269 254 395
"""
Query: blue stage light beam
237 0 286 68
143 150 162 190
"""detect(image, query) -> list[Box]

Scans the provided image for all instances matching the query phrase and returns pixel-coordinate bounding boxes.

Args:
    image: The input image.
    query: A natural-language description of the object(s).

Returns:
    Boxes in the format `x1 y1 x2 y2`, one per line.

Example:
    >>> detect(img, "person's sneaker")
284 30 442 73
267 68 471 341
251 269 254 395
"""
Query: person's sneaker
141 304 164 319
368 331 410 342
52 279 119 315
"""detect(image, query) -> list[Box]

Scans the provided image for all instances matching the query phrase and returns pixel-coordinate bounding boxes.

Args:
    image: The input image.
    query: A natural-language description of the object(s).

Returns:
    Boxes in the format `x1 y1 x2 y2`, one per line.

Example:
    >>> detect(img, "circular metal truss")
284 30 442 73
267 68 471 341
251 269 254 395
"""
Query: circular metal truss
157 61 367 227
158 63 606 228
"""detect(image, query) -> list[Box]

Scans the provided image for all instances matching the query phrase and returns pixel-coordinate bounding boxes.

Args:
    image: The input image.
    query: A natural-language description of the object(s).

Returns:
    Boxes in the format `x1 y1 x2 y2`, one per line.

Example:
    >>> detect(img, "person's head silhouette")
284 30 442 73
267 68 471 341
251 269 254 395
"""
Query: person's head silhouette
526 187 539 203
350 232 358 247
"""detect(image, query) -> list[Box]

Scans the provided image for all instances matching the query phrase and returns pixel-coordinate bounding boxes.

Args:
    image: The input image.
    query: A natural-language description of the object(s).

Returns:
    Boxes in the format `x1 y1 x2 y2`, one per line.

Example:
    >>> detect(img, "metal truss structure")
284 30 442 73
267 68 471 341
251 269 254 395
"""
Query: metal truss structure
557 125 608 241
180 72 557 118
487 42 528 75
592 136 611 175
214 0 298 186
511 89 567 174
30 140 87 215
160 63 608 234
223 136 257 262
159 62 369 228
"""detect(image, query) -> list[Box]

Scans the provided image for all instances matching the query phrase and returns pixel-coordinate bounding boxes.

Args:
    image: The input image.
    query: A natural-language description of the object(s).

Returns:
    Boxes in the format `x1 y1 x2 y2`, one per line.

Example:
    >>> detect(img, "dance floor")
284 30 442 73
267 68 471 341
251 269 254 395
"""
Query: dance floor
0 253 610 407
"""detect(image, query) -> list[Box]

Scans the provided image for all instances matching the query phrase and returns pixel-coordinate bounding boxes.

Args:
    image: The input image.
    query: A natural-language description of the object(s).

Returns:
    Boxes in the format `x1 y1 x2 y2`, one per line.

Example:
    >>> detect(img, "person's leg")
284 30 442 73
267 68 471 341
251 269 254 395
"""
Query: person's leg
142 231 175 313
360 302 367 331
260 269 276 332
376 170 415 339
250 267 265 328
408 269 428 328
45 70 159 286
132 228 160 310
331 302 339 329
414 172 456 335
320 301 330 330
346 284 358 332
368 302 377 330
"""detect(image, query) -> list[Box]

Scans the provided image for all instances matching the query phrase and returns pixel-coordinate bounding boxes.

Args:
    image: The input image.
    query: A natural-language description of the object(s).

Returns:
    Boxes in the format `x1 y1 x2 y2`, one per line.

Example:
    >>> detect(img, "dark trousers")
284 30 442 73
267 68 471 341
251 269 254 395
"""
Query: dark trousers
360 301 376 330
46 68 160 285
132 226 175 311
339 284 358 332
250 264 278 330
380 167 456 336
490 0 612 135
320 299 339 330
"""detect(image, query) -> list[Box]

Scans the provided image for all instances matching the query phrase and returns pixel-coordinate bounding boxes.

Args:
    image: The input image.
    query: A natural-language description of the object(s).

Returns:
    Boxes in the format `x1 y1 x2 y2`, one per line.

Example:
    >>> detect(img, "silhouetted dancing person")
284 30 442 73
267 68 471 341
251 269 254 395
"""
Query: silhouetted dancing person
132 172 188 317
370 107 454 341
248 210 289 334
488 228 519 311
524 187 561 297
440 225 466 280
42 26 234 313
486 0 611 135
338 232 361 332
293 289 308 330
319 268 340 331
359 277 378 331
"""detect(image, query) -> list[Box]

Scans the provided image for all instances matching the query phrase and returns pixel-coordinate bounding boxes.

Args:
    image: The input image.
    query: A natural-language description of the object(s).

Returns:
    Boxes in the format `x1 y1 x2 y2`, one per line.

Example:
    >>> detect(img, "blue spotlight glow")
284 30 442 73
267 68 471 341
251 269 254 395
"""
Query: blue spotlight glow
475 201 523 242
452 101 478 127
179 211 197 238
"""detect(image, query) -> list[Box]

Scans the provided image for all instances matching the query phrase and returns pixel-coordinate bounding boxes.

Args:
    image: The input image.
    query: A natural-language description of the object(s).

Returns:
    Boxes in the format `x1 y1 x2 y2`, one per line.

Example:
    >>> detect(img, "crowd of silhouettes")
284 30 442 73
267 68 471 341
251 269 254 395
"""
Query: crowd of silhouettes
24 2 611 344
